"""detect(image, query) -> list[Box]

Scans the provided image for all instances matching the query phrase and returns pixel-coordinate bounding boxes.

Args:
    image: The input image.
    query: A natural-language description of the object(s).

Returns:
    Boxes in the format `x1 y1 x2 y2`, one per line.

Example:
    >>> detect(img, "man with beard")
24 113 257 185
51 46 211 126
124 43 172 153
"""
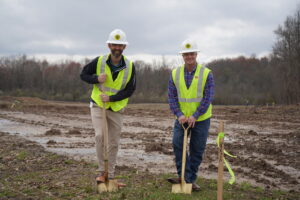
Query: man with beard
167 39 214 191
80 29 136 187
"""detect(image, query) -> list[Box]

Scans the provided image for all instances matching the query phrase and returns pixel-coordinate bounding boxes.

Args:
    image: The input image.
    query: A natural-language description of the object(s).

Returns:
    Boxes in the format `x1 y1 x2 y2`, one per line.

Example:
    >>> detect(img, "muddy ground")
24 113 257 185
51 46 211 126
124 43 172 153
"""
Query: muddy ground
0 96 299 193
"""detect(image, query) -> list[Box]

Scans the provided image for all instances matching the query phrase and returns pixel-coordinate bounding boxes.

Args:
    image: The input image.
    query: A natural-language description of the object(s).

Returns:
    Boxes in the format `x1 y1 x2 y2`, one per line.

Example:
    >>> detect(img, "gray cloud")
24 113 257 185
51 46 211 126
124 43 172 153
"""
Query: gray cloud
0 0 298 59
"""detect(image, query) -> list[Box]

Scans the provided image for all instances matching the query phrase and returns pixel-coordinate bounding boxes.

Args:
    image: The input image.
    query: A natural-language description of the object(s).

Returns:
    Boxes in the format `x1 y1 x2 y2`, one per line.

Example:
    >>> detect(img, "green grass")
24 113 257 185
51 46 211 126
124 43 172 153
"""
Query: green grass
64 159 74 165
1 167 298 200
16 151 27 160
240 181 252 190
0 190 17 198
255 186 264 193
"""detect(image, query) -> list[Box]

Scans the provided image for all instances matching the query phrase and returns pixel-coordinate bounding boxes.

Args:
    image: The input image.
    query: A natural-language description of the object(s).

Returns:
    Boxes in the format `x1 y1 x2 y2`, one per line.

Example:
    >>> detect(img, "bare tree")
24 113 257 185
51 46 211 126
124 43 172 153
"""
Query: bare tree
273 5 300 104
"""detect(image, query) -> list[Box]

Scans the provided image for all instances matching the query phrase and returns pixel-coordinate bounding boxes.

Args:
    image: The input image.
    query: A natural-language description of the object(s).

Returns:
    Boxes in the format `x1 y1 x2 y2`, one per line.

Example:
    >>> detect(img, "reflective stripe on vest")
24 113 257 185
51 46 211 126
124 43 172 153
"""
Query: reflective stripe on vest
174 65 206 102
98 55 130 93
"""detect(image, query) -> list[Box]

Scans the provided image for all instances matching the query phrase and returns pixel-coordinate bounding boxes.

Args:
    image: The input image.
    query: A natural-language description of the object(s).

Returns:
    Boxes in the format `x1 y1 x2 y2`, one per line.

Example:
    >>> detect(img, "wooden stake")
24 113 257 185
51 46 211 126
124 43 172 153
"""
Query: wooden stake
217 121 224 200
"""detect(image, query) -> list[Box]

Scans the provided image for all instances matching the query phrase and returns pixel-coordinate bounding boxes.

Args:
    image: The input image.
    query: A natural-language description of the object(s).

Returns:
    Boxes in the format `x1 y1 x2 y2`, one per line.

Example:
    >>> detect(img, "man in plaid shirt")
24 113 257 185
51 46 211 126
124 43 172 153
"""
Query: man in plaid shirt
167 39 214 191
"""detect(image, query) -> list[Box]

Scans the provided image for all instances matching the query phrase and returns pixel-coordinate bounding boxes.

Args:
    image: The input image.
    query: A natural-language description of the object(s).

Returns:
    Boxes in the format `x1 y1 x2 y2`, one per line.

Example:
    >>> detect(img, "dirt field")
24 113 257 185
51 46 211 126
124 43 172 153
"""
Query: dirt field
0 96 299 194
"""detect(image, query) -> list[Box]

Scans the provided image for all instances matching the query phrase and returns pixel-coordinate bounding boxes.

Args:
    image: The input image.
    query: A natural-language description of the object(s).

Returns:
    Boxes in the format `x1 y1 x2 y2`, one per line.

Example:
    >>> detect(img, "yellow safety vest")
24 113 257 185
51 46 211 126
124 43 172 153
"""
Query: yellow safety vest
172 64 212 121
91 55 133 112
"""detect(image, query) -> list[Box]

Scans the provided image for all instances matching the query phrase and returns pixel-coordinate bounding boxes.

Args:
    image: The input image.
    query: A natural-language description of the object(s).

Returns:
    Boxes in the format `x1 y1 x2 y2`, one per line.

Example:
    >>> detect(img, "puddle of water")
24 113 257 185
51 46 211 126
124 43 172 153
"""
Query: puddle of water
0 118 47 136
2 111 92 130
120 138 142 145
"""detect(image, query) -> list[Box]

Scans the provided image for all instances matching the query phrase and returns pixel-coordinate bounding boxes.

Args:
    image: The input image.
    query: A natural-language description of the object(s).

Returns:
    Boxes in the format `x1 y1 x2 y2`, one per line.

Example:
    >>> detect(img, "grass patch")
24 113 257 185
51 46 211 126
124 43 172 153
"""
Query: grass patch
16 151 27 160
64 159 74 165
0 189 17 198
240 181 252 191
255 186 264 193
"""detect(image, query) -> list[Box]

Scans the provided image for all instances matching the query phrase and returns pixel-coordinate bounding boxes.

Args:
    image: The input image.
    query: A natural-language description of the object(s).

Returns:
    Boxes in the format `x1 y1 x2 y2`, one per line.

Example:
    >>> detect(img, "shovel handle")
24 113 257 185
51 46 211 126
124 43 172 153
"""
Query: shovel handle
180 124 190 184
100 84 109 180
181 124 191 131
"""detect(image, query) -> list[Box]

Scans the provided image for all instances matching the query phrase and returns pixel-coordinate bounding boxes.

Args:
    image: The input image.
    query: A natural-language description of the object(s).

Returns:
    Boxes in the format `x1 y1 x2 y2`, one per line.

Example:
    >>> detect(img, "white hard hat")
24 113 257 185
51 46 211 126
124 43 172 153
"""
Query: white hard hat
106 29 128 45
179 39 200 54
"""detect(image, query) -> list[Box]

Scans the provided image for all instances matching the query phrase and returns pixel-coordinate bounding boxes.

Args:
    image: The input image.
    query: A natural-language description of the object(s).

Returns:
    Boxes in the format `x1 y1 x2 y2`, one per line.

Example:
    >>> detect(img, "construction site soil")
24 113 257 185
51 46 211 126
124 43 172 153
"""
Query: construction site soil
0 97 299 193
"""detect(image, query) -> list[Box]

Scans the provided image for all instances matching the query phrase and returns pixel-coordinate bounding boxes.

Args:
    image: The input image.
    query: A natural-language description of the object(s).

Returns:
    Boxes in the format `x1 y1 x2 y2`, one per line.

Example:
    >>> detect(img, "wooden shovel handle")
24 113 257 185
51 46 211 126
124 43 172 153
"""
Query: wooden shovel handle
180 124 190 184
100 84 109 180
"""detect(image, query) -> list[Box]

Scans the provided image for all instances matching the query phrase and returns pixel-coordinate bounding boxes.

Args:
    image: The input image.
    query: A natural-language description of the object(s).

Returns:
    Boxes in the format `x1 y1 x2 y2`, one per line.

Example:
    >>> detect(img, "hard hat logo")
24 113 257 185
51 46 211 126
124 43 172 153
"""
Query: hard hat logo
114 34 121 40
185 43 191 49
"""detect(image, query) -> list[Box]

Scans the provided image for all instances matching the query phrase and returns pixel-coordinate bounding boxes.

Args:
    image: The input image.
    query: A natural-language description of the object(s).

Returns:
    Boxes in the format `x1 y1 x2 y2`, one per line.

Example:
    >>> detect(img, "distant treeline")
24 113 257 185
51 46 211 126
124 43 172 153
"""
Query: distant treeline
0 7 299 105
0 54 297 105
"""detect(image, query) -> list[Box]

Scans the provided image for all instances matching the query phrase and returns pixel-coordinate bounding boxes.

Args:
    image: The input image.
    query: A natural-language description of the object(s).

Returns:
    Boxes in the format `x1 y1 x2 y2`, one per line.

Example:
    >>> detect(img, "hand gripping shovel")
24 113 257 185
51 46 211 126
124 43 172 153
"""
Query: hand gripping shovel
172 124 192 194
97 85 118 193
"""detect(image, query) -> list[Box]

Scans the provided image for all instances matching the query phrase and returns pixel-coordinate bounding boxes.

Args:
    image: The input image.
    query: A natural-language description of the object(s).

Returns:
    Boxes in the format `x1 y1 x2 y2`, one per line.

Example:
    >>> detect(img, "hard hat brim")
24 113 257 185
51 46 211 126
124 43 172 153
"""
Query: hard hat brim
106 40 128 45
179 49 200 54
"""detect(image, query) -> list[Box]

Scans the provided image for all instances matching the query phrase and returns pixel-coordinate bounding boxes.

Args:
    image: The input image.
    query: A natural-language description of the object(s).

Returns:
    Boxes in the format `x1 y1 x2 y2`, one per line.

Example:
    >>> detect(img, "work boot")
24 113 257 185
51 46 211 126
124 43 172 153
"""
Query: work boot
192 182 201 191
167 177 181 184
96 172 107 183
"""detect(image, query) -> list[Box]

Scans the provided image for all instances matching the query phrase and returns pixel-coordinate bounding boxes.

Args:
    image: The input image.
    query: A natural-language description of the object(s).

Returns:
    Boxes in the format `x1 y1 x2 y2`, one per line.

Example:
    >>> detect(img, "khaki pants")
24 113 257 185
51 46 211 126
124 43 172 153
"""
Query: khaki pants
90 104 122 178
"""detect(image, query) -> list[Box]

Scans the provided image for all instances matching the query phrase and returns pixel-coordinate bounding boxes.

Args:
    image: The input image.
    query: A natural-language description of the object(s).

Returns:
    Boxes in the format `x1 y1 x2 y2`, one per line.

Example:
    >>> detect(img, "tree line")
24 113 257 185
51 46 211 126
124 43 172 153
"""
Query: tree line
0 7 299 105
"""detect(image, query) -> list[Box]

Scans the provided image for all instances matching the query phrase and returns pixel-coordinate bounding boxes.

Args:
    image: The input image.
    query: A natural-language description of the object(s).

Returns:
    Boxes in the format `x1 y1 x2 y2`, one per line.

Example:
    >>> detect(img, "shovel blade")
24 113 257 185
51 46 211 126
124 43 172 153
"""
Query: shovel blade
172 183 192 194
97 180 119 193
98 183 108 193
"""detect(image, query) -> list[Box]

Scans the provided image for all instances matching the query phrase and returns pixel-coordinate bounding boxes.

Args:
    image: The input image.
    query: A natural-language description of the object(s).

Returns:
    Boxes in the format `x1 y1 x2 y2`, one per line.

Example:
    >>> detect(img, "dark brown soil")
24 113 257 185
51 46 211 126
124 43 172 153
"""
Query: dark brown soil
45 129 62 136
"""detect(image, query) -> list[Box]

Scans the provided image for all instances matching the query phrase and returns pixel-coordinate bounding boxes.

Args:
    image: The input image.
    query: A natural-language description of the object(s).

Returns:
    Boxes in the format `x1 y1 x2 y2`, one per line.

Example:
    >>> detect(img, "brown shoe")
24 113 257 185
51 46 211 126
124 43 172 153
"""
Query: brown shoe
192 183 200 191
96 173 107 183
167 177 181 184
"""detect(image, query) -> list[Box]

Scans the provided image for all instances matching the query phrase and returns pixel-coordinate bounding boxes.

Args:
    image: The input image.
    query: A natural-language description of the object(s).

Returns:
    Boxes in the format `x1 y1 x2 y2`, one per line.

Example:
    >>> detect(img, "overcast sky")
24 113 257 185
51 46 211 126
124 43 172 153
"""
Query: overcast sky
0 0 298 63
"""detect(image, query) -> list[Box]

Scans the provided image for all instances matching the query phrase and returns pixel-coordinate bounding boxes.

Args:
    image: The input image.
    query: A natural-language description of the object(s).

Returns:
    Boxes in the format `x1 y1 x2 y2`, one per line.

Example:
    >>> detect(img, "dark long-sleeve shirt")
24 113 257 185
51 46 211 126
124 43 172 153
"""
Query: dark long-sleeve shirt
168 66 214 119
80 55 136 102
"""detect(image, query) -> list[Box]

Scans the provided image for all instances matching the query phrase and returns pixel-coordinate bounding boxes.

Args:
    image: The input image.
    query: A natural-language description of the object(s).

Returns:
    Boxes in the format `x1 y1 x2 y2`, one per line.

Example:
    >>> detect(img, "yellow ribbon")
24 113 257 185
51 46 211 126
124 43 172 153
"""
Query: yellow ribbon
217 132 237 184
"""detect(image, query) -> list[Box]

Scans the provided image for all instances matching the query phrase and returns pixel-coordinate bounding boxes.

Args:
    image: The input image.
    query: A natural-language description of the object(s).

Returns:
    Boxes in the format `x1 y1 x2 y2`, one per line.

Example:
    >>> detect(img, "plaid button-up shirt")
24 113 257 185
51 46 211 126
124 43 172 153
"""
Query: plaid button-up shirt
168 66 214 119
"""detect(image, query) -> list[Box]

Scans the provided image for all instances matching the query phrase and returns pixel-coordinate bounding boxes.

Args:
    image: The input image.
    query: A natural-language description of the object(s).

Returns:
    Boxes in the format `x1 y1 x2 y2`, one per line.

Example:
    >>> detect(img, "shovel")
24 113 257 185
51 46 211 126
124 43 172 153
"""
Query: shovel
97 85 118 193
172 124 192 194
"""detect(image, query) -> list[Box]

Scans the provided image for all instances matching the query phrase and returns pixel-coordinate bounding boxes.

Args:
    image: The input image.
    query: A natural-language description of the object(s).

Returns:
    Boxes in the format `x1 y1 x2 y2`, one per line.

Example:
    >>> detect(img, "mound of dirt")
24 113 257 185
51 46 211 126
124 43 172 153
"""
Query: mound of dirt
248 130 258 135
66 129 81 135
47 140 57 144
45 129 62 136
0 103 9 109
145 143 164 152
145 142 172 155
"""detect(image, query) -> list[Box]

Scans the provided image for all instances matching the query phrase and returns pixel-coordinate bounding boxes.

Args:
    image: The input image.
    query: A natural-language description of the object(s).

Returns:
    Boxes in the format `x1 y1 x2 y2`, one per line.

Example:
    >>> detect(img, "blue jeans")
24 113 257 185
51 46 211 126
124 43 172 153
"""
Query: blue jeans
172 118 210 183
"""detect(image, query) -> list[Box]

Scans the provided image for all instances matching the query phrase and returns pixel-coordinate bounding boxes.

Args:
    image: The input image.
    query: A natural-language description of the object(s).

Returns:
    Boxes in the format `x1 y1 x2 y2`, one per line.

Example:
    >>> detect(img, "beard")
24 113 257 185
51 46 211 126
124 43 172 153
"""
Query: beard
111 49 123 58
